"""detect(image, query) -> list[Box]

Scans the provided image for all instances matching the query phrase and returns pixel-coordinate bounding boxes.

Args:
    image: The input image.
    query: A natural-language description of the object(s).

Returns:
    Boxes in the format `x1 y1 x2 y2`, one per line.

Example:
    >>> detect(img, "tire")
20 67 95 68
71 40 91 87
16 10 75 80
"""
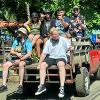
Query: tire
75 67 90 97
96 67 100 80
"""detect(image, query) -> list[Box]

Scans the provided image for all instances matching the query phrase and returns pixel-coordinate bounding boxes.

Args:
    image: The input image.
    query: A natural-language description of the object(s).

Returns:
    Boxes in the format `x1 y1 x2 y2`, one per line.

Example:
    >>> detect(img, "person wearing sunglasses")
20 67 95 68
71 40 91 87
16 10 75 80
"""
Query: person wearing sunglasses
0 27 32 94
71 6 86 37
24 12 41 46
36 9 52 58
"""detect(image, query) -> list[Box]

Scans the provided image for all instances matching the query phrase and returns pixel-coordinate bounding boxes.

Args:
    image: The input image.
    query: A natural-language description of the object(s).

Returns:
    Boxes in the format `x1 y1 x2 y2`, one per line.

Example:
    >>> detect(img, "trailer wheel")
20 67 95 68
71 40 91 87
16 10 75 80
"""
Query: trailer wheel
96 67 100 80
75 67 90 96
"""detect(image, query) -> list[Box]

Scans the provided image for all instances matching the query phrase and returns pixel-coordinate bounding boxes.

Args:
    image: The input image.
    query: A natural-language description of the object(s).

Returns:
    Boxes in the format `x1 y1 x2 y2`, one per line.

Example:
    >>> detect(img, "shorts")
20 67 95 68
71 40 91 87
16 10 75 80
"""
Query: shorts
11 56 32 65
25 57 32 65
44 56 66 67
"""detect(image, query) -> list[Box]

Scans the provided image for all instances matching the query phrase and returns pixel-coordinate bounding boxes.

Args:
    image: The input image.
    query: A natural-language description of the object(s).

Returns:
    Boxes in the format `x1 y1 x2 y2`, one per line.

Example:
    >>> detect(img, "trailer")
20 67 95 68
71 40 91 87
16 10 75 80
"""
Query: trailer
23 37 100 97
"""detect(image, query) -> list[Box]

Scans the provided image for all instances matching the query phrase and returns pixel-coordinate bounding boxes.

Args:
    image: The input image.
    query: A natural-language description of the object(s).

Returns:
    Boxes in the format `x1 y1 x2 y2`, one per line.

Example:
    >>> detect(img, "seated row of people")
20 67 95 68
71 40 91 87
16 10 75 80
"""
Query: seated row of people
0 27 73 98
24 6 86 57
0 6 86 98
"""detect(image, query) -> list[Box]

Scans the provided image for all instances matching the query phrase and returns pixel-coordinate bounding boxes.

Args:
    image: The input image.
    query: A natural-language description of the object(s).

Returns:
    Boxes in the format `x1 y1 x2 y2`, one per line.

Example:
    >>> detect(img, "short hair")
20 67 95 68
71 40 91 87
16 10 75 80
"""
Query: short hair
50 27 59 35
57 8 65 12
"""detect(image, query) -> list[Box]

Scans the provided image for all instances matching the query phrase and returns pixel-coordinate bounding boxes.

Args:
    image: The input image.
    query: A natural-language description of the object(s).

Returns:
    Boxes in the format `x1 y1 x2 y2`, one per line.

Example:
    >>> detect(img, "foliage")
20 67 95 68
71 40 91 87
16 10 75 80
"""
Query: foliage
0 0 100 29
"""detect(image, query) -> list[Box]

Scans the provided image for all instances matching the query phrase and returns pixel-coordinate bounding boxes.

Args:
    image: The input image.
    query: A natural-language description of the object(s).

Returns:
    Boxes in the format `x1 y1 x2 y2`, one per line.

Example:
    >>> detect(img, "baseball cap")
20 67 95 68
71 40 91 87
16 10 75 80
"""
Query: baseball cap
73 6 79 11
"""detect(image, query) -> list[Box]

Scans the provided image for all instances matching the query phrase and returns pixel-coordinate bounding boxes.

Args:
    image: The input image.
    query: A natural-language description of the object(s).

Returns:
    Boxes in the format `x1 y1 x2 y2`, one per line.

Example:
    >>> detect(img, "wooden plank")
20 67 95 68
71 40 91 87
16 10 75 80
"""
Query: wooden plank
72 42 91 46
25 63 38 69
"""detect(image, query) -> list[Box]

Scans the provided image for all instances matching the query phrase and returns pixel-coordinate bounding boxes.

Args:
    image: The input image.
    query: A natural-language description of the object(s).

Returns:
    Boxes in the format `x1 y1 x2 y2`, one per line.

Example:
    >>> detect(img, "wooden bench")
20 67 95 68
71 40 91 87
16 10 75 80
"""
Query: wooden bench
23 63 73 84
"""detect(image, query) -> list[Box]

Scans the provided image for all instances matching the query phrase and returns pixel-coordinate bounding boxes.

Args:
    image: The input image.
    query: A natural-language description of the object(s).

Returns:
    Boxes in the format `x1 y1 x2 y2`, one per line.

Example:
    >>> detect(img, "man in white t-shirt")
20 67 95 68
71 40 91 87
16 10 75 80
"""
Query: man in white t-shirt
35 27 71 98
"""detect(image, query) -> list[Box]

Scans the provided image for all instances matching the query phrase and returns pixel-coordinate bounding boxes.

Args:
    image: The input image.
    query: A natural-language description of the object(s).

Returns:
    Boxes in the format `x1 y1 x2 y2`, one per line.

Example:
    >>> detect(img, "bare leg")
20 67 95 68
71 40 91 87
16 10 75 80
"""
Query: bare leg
2 62 13 86
40 62 48 85
36 38 43 58
19 61 26 86
28 34 34 42
32 34 40 46
57 61 66 87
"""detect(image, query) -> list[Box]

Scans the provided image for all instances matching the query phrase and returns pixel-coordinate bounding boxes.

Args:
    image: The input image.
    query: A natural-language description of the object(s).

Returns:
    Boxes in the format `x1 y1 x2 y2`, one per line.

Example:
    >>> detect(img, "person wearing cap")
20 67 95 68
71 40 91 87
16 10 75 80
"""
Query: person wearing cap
71 6 86 37
0 27 32 94
35 27 72 98
24 12 41 46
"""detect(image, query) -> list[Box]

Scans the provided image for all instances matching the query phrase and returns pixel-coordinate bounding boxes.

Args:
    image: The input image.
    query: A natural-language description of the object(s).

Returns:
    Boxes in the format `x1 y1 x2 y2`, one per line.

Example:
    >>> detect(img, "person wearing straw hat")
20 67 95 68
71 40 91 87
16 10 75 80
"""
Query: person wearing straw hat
0 27 32 94
35 27 71 98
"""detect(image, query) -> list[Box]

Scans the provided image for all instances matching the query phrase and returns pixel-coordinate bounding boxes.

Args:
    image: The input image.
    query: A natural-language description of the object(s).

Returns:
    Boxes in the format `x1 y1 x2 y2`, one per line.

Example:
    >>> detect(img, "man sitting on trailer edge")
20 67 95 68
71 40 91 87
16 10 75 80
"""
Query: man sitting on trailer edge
35 27 72 98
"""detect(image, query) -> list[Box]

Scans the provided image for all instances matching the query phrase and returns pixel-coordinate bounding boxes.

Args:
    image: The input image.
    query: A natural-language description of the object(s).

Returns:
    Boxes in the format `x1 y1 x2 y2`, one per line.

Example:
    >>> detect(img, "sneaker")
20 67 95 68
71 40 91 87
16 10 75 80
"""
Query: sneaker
35 84 46 95
0 85 8 93
58 86 65 98
15 85 23 94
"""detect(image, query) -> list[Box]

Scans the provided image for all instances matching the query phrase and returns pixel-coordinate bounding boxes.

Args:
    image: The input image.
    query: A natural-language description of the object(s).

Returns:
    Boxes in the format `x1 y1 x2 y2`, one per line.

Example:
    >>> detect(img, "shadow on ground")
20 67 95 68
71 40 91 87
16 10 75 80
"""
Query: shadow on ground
6 83 76 100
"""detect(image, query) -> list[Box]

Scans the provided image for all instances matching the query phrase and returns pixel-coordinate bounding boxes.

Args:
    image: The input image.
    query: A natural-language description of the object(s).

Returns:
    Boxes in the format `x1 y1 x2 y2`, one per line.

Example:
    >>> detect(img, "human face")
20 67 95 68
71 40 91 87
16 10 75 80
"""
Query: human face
51 31 59 40
32 16 38 22
18 31 25 38
59 10 65 16
73 9 79 16
45 12 51 19
40 13 45 21
57 13 63 20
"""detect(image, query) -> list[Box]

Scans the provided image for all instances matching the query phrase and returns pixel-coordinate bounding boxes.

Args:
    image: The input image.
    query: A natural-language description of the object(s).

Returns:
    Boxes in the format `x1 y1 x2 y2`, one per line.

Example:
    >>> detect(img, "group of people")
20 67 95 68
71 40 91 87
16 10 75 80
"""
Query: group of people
0 6 86 98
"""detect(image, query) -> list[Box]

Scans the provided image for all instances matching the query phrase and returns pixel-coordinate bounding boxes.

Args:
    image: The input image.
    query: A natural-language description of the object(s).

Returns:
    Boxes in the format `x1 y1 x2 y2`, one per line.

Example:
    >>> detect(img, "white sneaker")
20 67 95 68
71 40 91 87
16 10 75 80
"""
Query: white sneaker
35 84 47 95
58 86 65 98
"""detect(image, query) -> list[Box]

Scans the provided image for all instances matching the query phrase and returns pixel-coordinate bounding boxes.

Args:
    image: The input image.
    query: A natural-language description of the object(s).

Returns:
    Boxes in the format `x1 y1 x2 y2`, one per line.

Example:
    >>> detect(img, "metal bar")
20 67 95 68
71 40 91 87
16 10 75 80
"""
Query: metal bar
24 74 71 77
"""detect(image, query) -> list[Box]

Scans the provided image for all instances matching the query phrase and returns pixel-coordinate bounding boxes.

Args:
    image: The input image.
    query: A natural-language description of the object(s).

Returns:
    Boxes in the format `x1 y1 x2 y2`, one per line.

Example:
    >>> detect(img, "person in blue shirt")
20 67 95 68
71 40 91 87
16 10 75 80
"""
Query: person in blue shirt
0 27 32 94
35 27 72 98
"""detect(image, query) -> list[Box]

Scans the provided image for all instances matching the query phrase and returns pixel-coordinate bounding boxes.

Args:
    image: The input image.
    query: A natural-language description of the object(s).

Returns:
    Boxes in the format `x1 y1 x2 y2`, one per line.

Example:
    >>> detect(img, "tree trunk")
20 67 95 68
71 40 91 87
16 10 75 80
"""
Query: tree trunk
25 2 30 21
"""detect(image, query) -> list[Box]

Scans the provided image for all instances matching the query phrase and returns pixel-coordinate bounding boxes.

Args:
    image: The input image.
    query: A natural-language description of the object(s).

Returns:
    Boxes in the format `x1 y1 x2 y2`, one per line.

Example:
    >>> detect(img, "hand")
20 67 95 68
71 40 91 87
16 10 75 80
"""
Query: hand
58 15 63 20
16 53 22 58
60 16 63 20
13 59 20 65
68 46 74 51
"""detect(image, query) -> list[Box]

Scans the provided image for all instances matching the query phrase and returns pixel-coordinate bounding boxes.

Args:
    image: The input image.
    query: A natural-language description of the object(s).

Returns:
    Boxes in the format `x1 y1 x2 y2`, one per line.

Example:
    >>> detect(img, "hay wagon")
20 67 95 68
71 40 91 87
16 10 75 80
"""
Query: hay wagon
23 37 100 96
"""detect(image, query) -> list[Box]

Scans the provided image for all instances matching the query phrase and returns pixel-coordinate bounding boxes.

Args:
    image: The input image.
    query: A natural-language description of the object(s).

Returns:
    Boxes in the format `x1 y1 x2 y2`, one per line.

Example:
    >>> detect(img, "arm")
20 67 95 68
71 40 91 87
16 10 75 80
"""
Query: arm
10 48 17 55
37 40 50 69
13 40 32 64
38 53 47 65
20 40 32 60
61 19 69 28
20 51 32 61
10 40 22 58
24 20 31 32
24 20 30 26
59 16 70 28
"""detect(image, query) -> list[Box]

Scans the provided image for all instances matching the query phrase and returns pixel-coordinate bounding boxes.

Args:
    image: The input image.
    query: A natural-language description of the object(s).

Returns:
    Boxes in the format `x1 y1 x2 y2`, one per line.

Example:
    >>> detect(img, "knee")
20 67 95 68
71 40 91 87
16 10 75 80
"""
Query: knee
34 35 40 40
40 62 47 70
28 34 34 41
36 34 40 38
3 62 12 69
19 61 26 68
36 39 41 45
57 61 65 70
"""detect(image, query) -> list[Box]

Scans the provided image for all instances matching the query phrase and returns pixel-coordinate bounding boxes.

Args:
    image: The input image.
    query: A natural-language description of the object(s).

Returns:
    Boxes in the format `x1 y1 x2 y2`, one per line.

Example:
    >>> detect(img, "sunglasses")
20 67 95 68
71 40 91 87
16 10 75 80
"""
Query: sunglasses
45 12 50 14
